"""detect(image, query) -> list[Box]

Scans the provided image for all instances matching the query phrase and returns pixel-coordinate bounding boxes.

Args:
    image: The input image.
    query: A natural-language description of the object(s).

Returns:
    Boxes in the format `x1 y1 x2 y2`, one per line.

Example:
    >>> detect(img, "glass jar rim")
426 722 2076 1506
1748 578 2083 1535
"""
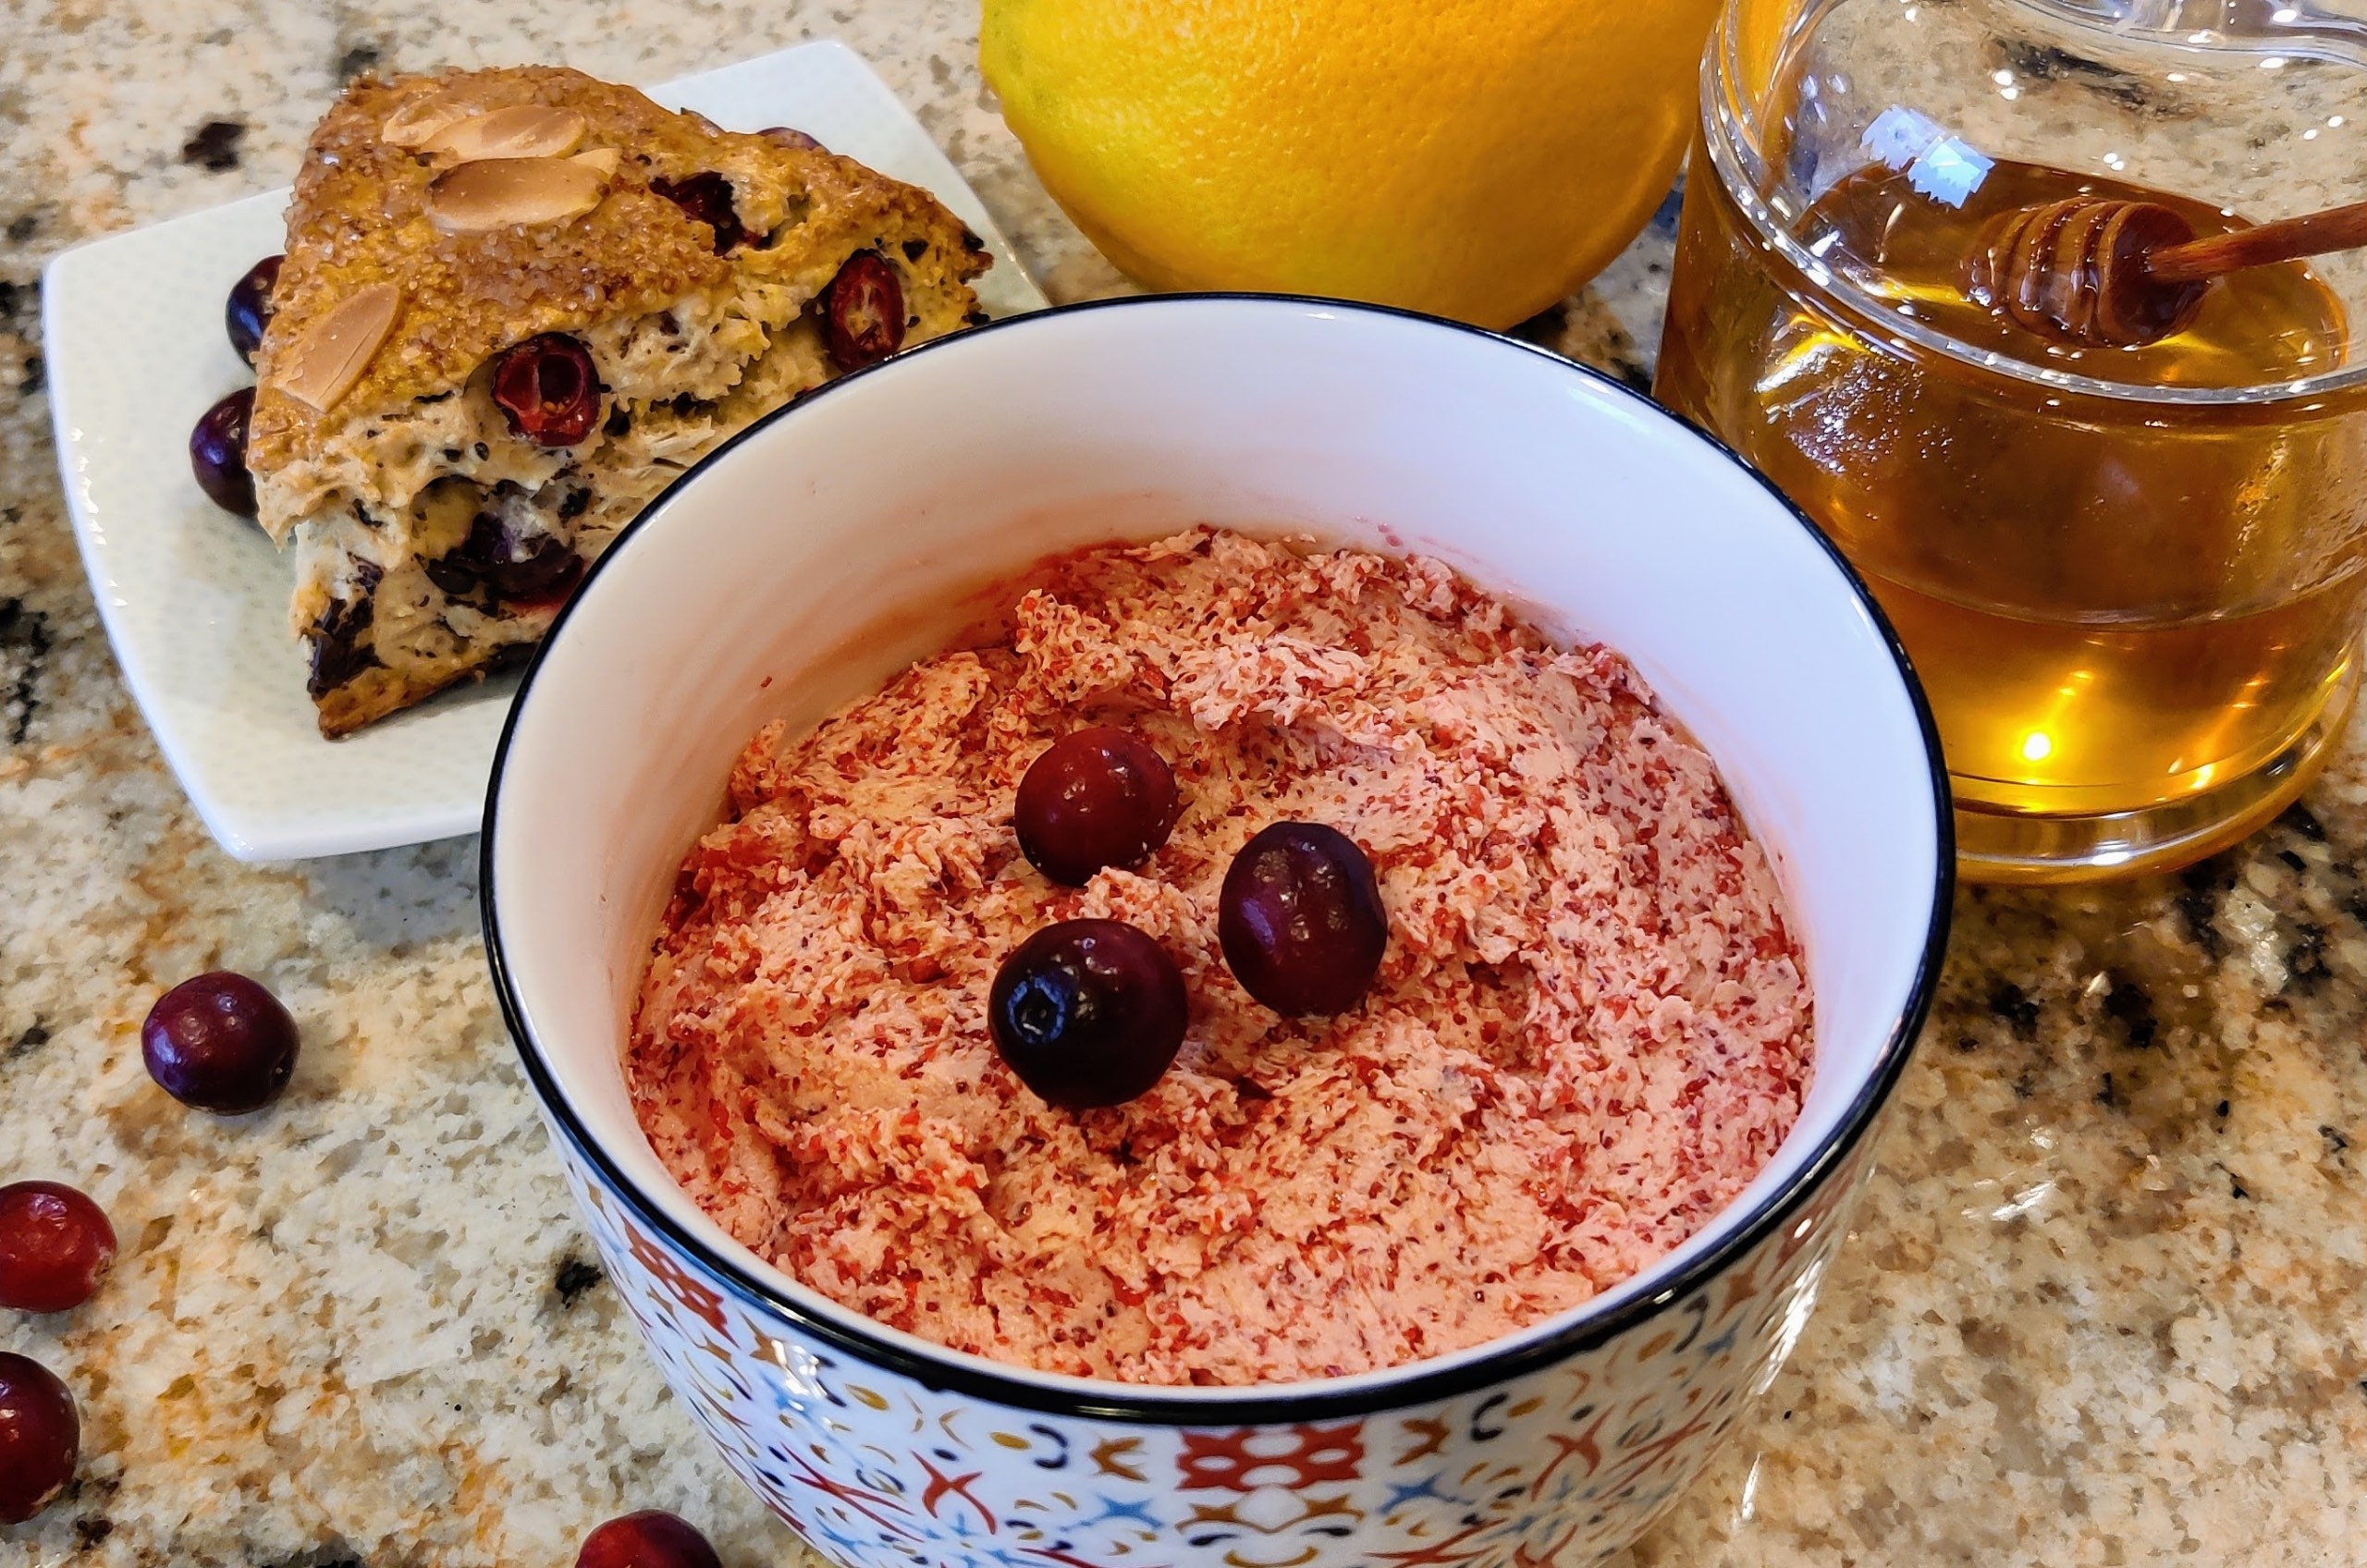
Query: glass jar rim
1699 0 2367 408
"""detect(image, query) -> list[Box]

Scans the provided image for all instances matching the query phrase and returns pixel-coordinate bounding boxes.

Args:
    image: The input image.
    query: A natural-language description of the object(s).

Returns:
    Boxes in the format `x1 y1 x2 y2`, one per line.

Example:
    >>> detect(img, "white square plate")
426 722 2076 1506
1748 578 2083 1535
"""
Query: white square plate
43 41 1048 863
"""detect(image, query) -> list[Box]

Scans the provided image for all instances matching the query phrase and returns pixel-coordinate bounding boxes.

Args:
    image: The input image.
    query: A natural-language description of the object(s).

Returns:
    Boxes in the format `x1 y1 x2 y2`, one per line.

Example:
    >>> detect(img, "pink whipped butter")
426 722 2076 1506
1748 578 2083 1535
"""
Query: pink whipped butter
628 528 1811 1386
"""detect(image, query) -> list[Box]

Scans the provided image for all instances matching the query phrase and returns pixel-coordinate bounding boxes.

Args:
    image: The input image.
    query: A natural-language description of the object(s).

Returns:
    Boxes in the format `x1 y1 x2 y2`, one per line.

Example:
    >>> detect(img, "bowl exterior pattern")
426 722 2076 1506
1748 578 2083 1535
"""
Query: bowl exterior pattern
551 1125 1878 1567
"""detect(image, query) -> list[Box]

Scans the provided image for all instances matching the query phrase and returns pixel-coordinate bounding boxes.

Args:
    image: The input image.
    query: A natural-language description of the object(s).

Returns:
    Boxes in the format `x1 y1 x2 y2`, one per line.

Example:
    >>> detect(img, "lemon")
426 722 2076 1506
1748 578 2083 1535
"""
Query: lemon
980 0 1721 328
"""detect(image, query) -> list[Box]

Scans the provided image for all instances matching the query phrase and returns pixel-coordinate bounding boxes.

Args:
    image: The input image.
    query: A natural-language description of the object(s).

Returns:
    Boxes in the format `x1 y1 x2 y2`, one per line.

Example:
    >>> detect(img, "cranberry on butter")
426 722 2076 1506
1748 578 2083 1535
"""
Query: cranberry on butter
990 919 1187 1109
1218 822 1388 1015
1013 726 1182 886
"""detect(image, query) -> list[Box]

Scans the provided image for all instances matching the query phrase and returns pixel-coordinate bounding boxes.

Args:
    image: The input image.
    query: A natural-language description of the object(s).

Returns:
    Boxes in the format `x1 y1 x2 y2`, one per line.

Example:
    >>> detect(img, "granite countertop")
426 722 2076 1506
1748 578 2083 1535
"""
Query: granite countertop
2 3 2363 1564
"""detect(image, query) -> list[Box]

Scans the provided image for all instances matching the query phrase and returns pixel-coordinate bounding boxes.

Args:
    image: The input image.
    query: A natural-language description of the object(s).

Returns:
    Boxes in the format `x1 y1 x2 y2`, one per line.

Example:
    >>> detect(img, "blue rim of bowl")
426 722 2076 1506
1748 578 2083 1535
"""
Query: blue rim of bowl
481 290 1956 1426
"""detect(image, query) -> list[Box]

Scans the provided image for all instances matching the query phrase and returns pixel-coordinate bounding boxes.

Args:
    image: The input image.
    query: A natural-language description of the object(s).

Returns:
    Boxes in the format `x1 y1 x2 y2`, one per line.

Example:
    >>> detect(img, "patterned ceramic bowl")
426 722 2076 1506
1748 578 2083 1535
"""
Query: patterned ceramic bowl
483 296 1951 1566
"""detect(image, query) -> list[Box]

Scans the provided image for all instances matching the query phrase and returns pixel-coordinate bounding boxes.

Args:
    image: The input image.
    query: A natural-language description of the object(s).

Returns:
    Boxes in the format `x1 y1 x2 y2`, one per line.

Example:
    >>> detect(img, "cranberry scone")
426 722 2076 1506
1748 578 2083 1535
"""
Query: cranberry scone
247 66 991 737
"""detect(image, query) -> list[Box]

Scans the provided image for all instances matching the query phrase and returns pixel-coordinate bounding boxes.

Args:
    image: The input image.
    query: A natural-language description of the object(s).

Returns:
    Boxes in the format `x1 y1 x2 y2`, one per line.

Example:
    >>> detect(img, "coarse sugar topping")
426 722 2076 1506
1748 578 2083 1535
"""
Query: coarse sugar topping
628 527 1811 1386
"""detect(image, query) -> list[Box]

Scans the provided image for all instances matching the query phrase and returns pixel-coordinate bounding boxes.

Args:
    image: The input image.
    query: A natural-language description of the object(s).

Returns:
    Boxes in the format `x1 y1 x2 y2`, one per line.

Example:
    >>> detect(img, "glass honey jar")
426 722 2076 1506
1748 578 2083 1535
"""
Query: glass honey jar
1657 0 2367 881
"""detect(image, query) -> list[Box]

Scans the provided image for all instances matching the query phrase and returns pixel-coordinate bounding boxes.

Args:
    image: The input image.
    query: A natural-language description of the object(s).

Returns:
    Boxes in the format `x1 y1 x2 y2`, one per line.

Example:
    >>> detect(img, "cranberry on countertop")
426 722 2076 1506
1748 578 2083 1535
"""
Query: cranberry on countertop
1218 822 1388 1016
190 386 257 518
989 919 1188 1109
576 1510 725 1568
0 1352 78 1525
226 253 282 363
0 1182 116 1313
490 333 602 447
141 971 300 1114
1014 727 1182 887
822 251 905 371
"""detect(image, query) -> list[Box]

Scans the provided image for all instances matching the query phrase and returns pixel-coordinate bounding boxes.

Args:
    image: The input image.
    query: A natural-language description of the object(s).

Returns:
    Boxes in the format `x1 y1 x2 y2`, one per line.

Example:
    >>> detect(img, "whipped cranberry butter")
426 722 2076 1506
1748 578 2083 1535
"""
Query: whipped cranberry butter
628 528 1812 1385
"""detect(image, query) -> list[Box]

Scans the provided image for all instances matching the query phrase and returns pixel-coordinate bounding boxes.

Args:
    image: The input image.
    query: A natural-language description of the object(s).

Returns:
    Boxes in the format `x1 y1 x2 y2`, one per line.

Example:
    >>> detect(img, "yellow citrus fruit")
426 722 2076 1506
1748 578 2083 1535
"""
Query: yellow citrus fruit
980 0 1722 328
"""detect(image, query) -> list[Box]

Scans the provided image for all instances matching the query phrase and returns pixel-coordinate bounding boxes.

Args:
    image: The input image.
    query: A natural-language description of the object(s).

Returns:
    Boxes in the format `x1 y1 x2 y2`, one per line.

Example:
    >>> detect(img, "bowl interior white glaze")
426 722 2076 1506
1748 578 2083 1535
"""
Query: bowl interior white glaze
486 296 1946 1405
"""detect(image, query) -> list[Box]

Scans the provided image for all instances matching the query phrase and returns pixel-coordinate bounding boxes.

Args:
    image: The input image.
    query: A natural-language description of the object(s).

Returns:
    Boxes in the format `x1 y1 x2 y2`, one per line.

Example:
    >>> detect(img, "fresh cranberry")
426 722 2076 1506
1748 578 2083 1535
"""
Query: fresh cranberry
141 971 300 1114
1014 727 1181 886
822 251 905 371
226 253 282 362
0 1182 116 1313
491 334 602 447
649 172 745 253
757 126 824 152
990 920 1187 1109
0 1353 77 1525
190 386 257 517
1218 823 1388 1015
576 1510 724 1568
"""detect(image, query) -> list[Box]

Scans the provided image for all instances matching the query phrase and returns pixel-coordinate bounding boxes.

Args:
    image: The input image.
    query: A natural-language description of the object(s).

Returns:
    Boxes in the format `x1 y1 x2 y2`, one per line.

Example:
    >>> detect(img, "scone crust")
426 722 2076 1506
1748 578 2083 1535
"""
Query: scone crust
248 65 983 508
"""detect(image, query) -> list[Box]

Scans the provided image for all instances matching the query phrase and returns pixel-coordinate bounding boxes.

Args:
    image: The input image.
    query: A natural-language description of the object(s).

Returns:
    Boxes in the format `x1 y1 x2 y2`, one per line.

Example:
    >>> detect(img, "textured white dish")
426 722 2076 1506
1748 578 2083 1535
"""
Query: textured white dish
42 39 1047 863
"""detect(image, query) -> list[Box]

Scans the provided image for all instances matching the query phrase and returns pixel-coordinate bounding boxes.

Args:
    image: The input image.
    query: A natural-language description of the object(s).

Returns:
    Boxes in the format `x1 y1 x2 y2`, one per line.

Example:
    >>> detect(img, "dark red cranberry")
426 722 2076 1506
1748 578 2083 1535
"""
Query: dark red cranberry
190 386 257 517
141 971 300 1114
649 172 745 253
226 253 282 362
306 588 380 698
458 511 583 604
0 1353 77 1525
0 1182 116 1313
491 334 602 447
989 920 1187 1109
1014 727 1181 886
757 126 825 152
423 554 481 596
823 251 905 371
576 1510 724 1568
1218 823 1388 1016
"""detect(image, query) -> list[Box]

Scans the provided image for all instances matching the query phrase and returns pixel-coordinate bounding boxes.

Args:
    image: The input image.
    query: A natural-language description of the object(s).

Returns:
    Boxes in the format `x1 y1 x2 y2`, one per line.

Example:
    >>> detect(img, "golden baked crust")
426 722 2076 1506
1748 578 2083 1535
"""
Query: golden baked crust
251 66 980 484
243 66 991 736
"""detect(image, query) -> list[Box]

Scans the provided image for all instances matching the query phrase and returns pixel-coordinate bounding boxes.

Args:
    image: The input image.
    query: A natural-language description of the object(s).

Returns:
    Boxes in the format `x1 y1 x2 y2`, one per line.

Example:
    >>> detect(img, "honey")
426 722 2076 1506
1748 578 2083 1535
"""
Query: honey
1657 156 2367 876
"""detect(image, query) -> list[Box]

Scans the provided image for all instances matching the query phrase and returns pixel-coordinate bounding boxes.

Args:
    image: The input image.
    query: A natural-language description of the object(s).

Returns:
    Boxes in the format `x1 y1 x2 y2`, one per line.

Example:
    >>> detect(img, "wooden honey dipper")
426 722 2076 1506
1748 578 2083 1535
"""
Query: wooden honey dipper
1964 192 2367 348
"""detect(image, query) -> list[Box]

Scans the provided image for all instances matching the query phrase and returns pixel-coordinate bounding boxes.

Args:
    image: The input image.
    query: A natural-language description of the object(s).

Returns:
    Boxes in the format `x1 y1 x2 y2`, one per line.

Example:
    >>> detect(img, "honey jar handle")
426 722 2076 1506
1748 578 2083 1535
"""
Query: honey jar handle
2146 197 2367 285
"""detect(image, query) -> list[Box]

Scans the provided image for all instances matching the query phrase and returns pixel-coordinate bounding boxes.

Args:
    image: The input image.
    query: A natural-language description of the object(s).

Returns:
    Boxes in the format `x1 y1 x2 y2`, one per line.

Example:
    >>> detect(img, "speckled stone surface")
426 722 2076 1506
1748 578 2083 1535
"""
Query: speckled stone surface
1 4 2363 1565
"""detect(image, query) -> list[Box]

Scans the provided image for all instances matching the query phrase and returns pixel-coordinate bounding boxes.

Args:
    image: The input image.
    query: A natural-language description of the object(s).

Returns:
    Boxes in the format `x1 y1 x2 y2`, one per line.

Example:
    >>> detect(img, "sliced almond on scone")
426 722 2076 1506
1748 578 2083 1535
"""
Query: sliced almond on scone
275 284 402 413
381 90 472 149
422 104 588 162
425 155 610 231
246 65 994 738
